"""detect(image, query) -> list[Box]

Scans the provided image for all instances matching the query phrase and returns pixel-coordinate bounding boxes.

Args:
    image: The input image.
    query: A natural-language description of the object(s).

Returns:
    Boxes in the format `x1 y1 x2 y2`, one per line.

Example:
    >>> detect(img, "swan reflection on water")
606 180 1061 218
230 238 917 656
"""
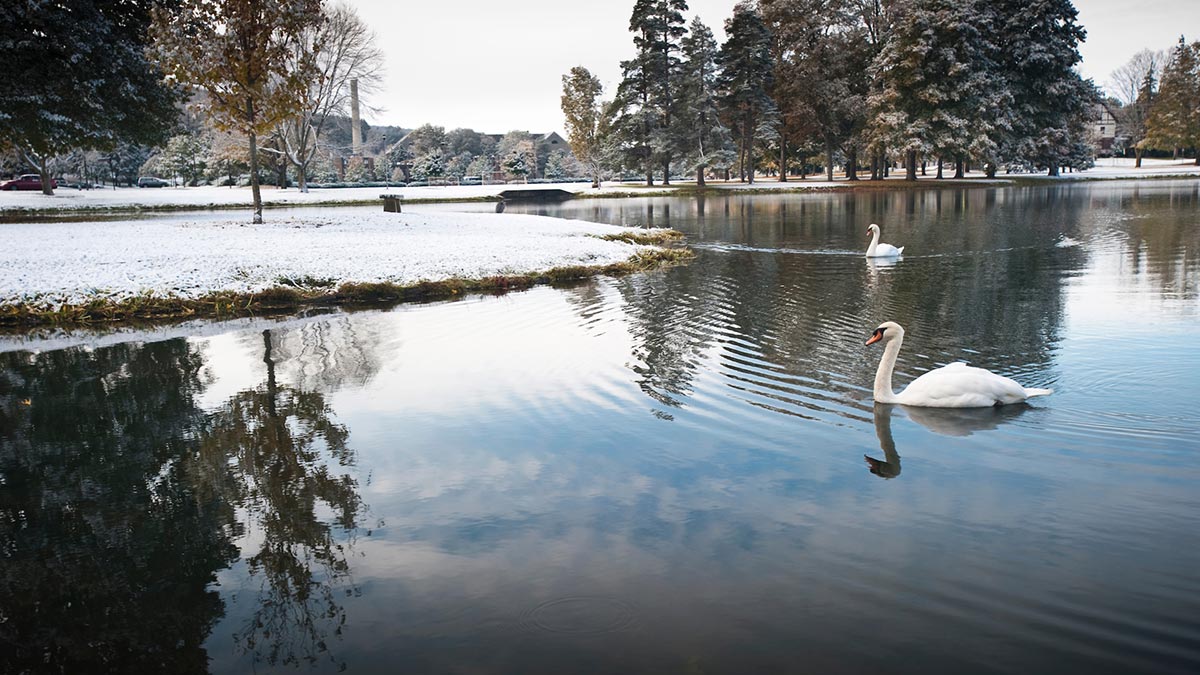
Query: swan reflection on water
865 403 1034 478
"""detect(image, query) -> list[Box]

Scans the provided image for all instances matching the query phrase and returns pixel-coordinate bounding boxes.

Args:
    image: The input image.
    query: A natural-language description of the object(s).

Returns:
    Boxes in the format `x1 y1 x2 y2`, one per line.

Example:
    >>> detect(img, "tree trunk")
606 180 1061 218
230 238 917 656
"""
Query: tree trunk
921 159 927 176
905 150 917 181
696 165 706 187
662 160 671 186
778 135 787 182
1135 147 1143 168
985 163 997 178
297 165 308 193
871 151 880 180
1048 164 1059 176
246 98 264 223
825 140 834 182
954 157 964 179
847 146 859 181
248 130 263 224
37 155 53 196
936 157 944 180
744 123 754 184
263 329 277 417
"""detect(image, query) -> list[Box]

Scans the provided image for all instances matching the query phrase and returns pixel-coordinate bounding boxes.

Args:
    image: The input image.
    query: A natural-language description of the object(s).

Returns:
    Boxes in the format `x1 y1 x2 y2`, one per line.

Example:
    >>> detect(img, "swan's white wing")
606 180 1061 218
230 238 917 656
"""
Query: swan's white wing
896 362 1030 407
867 243 903 257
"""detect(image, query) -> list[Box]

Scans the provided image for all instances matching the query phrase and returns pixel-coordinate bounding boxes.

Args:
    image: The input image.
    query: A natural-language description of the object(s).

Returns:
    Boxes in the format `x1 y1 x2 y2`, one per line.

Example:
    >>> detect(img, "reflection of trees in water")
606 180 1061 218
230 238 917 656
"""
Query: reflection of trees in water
193 330 363 670
1113 185 1200 300
560 279 612 338
0 339 237 674
0 329 365 673
616 259 733 415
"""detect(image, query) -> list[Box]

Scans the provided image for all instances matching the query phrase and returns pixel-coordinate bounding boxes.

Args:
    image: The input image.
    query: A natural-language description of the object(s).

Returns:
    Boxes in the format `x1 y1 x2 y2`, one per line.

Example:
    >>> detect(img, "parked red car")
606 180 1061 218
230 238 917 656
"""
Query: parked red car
0 174 57 190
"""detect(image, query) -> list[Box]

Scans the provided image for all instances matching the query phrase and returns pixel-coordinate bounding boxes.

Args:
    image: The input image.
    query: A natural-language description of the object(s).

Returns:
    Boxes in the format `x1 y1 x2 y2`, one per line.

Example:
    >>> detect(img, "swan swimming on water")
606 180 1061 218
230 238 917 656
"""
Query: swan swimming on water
865 223 904 258
865 321 1052 408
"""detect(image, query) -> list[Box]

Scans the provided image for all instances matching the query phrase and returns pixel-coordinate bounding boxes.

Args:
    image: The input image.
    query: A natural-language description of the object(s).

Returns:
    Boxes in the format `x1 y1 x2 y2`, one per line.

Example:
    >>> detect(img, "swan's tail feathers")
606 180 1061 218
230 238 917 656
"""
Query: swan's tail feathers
1023 387 1053 399
897 246 905 255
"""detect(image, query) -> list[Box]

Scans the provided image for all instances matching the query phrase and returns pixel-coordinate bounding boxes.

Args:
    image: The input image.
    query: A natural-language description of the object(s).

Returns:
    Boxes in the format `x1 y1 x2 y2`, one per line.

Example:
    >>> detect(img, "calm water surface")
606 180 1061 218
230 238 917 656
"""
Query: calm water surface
2 181 1199 674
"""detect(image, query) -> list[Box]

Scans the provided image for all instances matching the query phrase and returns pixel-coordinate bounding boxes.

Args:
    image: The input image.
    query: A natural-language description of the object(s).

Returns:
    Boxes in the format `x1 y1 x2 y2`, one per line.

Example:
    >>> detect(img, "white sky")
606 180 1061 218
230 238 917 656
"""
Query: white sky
352 0 1200 135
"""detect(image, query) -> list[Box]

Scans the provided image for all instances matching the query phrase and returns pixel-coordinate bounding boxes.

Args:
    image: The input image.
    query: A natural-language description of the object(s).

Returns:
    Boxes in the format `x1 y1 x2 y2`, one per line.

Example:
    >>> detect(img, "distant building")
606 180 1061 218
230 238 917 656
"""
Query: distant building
1090 103 1119 157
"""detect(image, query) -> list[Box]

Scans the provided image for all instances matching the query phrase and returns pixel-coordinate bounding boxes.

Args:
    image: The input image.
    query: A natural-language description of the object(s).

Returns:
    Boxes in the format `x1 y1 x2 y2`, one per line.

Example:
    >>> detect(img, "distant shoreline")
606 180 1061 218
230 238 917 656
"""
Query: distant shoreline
2 160 1197 219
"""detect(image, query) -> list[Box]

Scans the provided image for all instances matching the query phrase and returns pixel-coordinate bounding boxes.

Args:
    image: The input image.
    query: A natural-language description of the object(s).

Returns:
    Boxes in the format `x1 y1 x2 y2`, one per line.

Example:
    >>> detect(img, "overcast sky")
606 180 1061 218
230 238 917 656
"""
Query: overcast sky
352 0 1200 134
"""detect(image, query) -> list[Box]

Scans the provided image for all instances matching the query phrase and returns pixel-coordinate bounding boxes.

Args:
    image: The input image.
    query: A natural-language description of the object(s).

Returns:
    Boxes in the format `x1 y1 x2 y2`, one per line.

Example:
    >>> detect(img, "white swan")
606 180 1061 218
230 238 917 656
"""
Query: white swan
865 223 904 258
866 322 1052 407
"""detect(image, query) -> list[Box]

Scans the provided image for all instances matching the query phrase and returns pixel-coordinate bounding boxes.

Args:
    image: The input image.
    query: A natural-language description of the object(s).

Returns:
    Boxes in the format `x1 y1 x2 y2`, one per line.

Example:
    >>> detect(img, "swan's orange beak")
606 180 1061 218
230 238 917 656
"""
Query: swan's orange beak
865 330 883 346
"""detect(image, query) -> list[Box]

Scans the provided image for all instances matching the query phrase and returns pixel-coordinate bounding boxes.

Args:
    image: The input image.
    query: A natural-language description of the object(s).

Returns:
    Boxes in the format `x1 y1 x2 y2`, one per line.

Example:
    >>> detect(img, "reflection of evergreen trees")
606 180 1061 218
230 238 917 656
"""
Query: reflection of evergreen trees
1114 185 1200 299
617 263 726 416
0 339 236 673
0 327 365 672
581 187 1088 414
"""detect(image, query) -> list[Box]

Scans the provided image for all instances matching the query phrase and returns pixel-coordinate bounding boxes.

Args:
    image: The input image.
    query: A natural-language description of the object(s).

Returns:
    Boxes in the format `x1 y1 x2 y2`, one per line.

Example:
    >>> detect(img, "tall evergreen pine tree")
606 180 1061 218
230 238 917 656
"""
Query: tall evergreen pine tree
717 1 777 184
677 17 734 186
990 0 1097 175
614 0 689 185
1145 37 1200 163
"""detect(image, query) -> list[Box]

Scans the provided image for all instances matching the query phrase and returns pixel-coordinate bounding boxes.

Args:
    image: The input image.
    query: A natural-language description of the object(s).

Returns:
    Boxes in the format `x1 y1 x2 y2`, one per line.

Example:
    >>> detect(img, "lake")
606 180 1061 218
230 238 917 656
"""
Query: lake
2 180 1198 674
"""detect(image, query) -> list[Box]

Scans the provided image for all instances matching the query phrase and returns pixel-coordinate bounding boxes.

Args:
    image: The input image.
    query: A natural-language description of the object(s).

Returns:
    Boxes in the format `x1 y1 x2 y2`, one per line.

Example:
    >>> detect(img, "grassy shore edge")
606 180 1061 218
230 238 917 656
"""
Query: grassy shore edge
0 245 693 329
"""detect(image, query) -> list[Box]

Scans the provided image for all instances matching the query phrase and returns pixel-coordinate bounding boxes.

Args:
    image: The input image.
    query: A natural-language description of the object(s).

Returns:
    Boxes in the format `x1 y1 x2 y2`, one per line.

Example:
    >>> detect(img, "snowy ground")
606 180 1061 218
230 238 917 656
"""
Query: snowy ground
0 211 663 306
3 158 1196 213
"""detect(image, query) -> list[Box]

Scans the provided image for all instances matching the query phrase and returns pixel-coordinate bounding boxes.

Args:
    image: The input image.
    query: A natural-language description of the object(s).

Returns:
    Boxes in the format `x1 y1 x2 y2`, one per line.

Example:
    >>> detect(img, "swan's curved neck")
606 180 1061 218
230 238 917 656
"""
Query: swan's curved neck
866 228 880 256
873 335 903 404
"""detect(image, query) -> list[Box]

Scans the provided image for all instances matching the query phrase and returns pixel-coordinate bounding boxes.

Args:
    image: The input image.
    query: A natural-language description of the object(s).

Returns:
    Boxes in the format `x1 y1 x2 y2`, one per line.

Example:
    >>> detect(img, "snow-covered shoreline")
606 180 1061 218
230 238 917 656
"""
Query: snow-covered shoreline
0 211 668 306
2 158 1197 214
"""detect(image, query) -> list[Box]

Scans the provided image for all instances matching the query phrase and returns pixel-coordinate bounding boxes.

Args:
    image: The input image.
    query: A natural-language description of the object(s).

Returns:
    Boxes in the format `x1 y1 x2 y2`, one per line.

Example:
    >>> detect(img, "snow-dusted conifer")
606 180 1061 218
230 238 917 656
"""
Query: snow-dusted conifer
676 17 735 186
1 1 180 195
614 0 690 185
988 0 1096 175
866 0 1006 180
717 1 777 184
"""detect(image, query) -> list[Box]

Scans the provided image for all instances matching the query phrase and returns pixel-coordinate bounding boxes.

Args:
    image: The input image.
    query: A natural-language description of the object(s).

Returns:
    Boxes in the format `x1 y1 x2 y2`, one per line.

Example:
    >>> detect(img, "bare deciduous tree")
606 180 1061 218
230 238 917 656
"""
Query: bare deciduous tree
276 2 385 192
1109 49 1165 166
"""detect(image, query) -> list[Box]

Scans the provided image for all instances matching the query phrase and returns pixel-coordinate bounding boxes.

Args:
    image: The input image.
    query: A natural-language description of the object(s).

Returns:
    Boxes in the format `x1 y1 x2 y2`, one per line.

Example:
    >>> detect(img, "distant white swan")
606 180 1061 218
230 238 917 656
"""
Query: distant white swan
865 223 904 258
866 322 1052 408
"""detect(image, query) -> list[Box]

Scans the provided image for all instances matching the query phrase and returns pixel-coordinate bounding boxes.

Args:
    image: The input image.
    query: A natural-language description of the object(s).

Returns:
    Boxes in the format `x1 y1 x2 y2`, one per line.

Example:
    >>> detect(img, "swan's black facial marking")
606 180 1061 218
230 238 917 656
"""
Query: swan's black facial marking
865 326 885 346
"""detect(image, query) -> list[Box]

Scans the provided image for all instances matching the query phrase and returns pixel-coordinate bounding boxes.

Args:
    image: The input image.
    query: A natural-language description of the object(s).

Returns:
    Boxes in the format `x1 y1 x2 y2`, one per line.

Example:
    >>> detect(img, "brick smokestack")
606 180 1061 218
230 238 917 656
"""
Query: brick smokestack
350 78 361 156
